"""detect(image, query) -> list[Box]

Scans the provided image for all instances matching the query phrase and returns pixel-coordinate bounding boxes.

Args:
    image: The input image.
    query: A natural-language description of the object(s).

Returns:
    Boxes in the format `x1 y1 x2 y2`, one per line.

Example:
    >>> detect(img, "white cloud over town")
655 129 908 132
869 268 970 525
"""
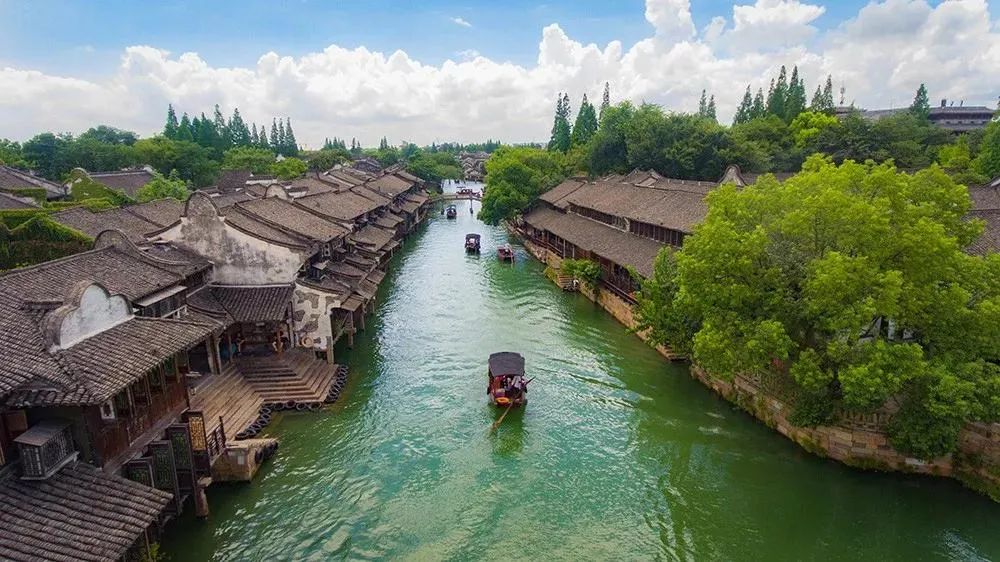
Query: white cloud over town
0 0 998 147
450 16 473 28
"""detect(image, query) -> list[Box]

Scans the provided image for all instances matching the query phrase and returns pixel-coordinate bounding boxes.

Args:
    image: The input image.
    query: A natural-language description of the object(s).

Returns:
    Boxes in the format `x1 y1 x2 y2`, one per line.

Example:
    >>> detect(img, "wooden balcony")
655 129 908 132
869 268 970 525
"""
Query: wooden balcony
96 377 188 474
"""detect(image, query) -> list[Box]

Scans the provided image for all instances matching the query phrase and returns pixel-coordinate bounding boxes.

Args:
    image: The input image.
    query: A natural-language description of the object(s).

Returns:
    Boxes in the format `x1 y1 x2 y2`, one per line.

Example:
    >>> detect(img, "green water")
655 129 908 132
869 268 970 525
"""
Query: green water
164 198 999 561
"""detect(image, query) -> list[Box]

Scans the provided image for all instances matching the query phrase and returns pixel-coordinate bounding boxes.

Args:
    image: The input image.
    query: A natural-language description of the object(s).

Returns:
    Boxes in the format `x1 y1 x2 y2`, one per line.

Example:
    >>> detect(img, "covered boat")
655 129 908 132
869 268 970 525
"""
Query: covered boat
497 243 514 262
487 352 528 407
465 233 481 253
446 204 458 219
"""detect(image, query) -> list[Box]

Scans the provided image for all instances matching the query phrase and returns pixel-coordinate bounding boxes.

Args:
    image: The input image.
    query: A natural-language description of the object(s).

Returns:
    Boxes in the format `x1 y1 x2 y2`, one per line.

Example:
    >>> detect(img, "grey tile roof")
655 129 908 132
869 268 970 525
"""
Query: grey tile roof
125 198 184 228
0 191 40 209
208 190 256 208
561 180 709 233
221 206 313 248
539 179 585 209
209 285 294 323
968 209 1000 256
236 197 348 242
88 169 156 198
970 185 1000 211
0 293 64 396
523 206 665 278
216 169 252 192
51 207 161 242
367 174 413 197
297 190 381 221
0 165 66 198
0 462 172 562
350 224 395 250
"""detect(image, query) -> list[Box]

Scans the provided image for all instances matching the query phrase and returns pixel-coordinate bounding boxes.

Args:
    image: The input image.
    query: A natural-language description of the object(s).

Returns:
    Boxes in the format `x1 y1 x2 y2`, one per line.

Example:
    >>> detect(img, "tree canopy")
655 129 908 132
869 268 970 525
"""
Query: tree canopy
479 147 568 225
635 156 1000 459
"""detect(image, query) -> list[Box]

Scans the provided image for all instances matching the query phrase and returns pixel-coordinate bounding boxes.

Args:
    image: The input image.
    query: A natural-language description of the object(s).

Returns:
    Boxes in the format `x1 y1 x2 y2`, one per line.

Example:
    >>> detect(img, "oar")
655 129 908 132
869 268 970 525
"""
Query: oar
490 401 515 433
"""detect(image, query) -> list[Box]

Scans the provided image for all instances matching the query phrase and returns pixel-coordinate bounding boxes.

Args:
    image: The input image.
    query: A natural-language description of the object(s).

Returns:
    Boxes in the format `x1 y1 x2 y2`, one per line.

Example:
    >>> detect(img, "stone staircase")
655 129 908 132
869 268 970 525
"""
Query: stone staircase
234 350 339 407
556 273 576 291
188 363 264 440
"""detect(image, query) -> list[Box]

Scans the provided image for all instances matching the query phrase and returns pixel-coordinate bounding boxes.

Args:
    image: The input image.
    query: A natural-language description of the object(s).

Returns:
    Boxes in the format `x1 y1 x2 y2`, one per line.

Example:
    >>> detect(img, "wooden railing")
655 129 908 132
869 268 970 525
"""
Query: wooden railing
95 378 188 465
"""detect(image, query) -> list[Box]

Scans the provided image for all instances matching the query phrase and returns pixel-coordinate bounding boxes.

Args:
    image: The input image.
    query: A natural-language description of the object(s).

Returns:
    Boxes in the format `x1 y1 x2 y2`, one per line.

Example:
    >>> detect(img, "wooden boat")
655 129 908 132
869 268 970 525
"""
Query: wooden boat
497 243 514 262
465 233 481 253
487 352 529 407
446 205 458 219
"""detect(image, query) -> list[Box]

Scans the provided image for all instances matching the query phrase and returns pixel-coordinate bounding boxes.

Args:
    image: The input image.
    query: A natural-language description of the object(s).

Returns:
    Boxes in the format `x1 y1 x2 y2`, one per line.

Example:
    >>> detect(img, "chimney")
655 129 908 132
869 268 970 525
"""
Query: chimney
941 99 947 107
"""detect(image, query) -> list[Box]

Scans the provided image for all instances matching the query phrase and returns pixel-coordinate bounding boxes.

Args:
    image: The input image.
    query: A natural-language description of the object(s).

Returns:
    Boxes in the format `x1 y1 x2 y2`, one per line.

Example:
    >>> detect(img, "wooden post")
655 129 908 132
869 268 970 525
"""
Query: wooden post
326 338 335 365
358 308 366 332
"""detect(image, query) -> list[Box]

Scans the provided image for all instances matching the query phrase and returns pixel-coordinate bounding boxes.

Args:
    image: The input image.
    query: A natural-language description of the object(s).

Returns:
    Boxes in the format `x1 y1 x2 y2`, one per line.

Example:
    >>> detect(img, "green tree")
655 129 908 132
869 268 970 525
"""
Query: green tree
751 88 766 119
571 94 599 146
270 157 307 180
135 171 189 202
734 86 753 125
0 139 26 167
163 105 179 139
222 146 276 174
789 110 839 148
974 119 1000 179
938 135 988 186
599 82 611 122
479 146 566 225
134 137 219 187
213 104 230 152
589 101 635 175
698 89 708 117
548 93 572 153
784 66 807 122
650 155 998 458
910 83 931 120
229 109 251 147
177 113 195 142
270 119 280 153
284 118 299 157
407 152 462 183
305 148 351 171
766 66 788 119
22 133 72 179
79 126 138 146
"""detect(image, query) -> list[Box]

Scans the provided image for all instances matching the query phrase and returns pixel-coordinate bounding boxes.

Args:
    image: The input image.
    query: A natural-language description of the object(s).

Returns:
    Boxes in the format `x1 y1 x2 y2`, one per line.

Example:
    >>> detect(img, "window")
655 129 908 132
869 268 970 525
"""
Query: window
100 400 116 421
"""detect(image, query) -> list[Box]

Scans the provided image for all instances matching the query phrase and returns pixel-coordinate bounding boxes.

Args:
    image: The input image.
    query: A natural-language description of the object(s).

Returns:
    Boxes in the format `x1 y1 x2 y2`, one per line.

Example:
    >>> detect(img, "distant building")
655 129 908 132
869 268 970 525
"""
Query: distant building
0 164 67 200
834 98 997 133
67 166 157 199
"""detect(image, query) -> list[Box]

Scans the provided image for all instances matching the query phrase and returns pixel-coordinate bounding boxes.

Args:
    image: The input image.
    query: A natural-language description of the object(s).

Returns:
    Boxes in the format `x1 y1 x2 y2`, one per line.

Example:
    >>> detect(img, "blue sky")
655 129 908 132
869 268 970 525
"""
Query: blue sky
0 0 922 73
0 0 997 145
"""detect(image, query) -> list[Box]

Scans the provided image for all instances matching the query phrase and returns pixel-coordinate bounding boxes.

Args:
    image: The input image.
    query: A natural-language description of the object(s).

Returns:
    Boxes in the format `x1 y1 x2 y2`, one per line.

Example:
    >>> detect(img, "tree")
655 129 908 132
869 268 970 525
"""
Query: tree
258 127 270 150
479 146 567 225
284 118 298 156
974 119 1000 179
822 75 835 110
0 139 25 167
134 137 219 187
698 89 708 117
600 82 611 122
213 105 230 152
910 83 931 120
571 94 599 146
706 95 717 123
22 133 72 179
734 86 753 125
79 126 138 146
784 66 807 122
270 157 307 180
177 113 194 142
305 148 350 171
938 135 988 186
766 66 788 119
163 105 179 139
406 152 462 184
222 146 276 174
751 88 766 120
642 155 998 458
789 110 839 148
270 119 280 153
547 93 572 153
135 171 189 202
228 109 251 147
250 123 260 146
588 101 635 175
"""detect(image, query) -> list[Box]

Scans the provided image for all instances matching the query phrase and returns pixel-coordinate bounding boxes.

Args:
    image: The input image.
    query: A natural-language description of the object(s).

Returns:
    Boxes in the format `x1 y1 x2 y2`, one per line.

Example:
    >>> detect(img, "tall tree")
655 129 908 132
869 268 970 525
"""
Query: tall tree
571 94 599 146
213 104 229 151
258 127 269 151
600 81 611 122
810 85 824 112
822 75 835 109
177 113 194 142
784 66 807 122
698 89 708 117
250 123 259 146
734 86 753 125
229 109 250 147
277 120 287 155
751 88 766 119
163 104 179 139
766 66 788 118
706 95 717 123
270 119 280 153
284 118 298 156
910 83 931 120
547 93 572 153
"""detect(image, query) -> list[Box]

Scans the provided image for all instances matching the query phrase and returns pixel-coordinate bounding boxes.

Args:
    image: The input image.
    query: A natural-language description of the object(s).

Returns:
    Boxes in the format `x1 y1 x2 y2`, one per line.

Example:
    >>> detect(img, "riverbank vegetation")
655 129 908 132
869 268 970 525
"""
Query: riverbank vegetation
633 156 1000 460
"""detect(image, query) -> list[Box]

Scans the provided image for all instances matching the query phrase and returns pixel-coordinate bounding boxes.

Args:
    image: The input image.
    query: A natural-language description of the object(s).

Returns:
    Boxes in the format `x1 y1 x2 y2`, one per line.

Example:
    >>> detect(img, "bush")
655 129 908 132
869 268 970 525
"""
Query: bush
560 258 601 289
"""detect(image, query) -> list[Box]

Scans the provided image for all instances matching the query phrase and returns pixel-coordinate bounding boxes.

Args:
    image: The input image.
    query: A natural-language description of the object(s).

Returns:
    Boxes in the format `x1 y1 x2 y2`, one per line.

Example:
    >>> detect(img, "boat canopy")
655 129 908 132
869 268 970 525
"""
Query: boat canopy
466 233 481 241
488 352 525 378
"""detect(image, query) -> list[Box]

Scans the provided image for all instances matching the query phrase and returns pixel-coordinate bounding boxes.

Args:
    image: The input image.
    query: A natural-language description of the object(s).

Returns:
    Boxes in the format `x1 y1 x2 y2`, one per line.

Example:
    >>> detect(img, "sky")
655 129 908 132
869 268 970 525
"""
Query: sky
0 0 998 147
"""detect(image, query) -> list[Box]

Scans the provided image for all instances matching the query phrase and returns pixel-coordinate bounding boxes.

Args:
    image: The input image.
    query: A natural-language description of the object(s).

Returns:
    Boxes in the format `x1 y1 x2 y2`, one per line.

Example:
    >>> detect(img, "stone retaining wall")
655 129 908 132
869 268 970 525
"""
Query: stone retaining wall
519 234 1000 501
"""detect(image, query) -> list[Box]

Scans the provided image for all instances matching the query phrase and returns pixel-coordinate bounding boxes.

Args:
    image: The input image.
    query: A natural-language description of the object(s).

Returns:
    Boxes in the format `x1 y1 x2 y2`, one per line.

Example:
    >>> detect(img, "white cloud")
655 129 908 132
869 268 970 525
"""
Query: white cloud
0 0 998 147
450 17 472 28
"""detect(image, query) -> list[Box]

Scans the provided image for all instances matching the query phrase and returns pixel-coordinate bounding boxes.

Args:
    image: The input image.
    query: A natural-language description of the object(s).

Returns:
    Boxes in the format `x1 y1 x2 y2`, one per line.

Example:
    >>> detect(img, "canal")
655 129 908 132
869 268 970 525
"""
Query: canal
164 193 1000 561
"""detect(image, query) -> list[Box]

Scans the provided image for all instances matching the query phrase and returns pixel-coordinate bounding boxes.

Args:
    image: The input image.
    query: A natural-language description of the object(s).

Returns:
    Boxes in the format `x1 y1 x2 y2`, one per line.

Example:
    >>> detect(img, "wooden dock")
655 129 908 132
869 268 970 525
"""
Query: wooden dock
235 350 340 407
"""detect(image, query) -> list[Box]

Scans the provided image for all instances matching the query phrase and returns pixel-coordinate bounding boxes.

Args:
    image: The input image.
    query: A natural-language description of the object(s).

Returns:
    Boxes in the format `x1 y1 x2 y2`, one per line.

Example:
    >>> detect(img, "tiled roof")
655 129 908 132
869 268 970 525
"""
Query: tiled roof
539 179 586 209
561 179 710 233
367 174 413 197
403 192 428 205
523 206 665 278
221 206 312 248
126 198 184 228
297 190 381 221
374 213 403 228
51 207 161 242
0 462 172 562
353 185 391 206
236 197 348 242
968 209 1000 256
88 169 156 198
970 185 1000 211
216 169 252 192
0 191 39 209
0 165 65 198
325 169 366 187
285 175 337 197
0 293 64 396
210 285 294 323
351 224 395 250
207 190 256 208
0 246 184 304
